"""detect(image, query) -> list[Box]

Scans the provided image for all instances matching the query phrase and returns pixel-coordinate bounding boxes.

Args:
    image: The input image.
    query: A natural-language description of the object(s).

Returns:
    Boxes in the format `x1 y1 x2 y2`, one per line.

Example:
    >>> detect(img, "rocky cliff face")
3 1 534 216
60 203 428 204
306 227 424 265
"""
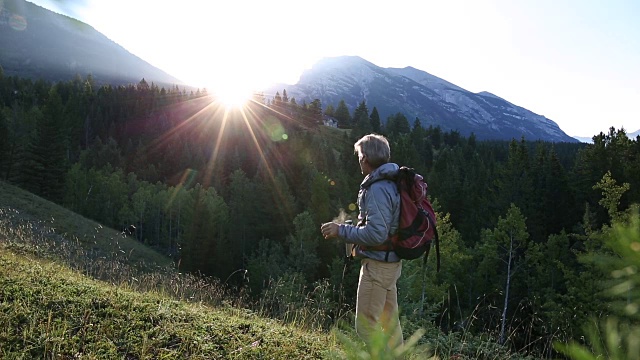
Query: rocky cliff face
269 56 577 142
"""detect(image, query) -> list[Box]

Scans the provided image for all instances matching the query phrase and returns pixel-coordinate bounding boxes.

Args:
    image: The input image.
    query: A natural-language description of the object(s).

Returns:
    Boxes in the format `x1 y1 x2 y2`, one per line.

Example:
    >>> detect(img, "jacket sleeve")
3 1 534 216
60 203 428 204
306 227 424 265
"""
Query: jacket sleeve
338 182 395 246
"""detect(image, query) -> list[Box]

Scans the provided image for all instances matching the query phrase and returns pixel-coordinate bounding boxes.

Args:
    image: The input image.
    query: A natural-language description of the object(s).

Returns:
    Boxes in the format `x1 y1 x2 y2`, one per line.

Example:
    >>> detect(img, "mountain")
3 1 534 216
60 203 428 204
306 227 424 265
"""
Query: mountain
268 56 577 142
0 0 181 86
574 128 640 143
573 135 593 143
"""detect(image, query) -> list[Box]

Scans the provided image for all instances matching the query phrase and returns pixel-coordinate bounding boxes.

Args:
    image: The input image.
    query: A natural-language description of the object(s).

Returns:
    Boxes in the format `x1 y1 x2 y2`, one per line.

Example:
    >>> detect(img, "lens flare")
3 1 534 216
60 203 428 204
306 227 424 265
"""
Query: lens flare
262 116 287 142
10 14 27 31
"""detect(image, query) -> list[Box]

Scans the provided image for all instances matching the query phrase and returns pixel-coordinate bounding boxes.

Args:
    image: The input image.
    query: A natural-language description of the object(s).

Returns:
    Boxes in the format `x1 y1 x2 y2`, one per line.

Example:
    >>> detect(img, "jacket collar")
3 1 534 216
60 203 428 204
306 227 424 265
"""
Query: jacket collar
361 163 399 188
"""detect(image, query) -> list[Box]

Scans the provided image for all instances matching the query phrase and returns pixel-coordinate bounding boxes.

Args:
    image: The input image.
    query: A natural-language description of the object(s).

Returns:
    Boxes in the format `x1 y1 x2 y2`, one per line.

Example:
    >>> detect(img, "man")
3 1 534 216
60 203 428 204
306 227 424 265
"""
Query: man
320 133 403 350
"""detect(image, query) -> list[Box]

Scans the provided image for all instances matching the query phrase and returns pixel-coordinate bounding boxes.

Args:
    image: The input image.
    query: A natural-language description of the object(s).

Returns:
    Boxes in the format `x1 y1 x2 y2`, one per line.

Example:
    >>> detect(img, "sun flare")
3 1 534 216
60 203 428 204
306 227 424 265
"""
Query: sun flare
205 75 256 109
214 86 252 108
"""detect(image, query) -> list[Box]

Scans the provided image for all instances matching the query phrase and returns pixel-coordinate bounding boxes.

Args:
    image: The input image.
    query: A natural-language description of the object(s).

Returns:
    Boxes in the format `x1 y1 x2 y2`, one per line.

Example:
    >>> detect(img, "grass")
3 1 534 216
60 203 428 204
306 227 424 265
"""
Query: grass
0 249 333 359
0 181 337 358
0 181 170 269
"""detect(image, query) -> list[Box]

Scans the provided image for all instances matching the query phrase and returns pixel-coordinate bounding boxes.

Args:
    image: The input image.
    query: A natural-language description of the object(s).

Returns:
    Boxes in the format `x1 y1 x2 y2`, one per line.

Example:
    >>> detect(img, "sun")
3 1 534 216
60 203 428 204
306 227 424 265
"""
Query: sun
203 74 257 109
213 84 253 109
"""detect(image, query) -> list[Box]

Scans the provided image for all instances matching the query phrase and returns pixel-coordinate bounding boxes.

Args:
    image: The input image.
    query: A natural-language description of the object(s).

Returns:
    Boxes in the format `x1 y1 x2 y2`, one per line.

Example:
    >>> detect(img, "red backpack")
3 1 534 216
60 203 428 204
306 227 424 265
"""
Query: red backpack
365 167 440 269
392 167 440 269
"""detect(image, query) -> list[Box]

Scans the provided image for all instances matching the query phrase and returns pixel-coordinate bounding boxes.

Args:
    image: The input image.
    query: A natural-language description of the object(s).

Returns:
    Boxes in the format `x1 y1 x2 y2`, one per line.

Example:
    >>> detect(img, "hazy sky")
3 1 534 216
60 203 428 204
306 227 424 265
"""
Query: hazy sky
29 0 640 137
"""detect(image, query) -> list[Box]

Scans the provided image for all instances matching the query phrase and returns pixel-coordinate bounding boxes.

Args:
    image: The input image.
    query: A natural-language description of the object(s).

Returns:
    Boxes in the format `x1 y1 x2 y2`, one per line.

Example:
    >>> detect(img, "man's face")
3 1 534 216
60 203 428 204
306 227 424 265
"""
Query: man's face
358 153 370 175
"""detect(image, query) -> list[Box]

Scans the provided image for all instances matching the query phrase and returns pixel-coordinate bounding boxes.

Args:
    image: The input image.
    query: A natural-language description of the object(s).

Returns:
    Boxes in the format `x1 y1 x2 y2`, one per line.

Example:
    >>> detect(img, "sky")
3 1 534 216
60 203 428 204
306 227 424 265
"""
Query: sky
28 0 640 137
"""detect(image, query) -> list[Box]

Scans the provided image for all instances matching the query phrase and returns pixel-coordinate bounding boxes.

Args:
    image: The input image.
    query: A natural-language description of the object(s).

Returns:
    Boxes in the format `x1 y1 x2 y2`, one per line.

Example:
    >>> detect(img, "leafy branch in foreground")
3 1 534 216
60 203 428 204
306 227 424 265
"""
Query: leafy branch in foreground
556 212 640 360
330 322 429 360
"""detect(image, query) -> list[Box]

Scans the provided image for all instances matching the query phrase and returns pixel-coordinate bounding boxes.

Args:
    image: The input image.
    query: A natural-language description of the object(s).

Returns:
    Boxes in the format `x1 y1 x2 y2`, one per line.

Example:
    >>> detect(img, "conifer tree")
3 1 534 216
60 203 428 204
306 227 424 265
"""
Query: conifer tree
0 110 8 177
273 91 282 107
227 169 255 263
334 99 351 128
309 172 331 227
498 138 533 215
287 211 321 280
324 104 335 117
22 86 67 201
352 100 371 137
247 238 287 294
369 107 381 133
385 112 411 135
427 125 443 149
306 99 323 126
495 205 530 345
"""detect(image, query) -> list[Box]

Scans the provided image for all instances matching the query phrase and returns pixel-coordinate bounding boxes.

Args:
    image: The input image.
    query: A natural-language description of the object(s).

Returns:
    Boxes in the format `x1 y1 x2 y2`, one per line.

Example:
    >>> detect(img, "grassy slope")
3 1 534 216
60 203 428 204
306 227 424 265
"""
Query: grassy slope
0 249 332 359
0 181 170 268
0 181 336 358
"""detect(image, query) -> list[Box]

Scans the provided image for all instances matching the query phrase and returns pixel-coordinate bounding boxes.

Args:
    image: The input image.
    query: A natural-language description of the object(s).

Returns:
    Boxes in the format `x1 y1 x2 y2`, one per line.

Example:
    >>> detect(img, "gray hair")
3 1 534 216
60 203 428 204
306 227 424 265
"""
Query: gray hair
354 134 390 169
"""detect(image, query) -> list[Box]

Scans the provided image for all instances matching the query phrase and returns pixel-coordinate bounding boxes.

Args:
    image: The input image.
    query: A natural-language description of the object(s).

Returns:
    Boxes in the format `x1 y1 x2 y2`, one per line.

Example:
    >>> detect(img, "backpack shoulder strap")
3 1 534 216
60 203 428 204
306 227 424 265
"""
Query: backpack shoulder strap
423 211 440 272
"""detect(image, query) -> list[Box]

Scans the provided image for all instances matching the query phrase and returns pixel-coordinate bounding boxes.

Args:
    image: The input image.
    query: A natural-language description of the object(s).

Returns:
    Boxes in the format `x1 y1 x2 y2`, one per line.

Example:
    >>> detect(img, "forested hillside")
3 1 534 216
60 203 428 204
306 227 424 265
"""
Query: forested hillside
1 69 639 358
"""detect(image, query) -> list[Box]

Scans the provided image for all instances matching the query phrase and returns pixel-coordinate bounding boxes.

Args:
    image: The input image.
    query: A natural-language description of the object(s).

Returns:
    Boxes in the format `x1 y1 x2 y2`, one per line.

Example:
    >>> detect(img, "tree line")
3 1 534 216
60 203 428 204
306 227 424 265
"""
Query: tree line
1 68 639 356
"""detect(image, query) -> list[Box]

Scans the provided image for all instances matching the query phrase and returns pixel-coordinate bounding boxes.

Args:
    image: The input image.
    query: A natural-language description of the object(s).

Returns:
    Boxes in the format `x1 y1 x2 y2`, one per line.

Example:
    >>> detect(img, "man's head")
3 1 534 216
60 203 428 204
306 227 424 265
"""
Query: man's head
354 134 390 175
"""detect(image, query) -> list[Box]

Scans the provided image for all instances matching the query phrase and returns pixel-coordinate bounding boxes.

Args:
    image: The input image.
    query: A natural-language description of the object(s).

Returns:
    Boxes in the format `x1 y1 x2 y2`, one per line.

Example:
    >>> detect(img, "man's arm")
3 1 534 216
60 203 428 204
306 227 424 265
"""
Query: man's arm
338 183 394 246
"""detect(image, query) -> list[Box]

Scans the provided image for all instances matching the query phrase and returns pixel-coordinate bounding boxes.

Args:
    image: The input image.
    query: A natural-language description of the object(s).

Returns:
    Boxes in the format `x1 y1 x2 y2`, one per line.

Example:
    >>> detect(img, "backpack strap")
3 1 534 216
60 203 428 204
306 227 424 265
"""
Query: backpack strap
423 211 440 272
420 213 440 317
359 176 399 261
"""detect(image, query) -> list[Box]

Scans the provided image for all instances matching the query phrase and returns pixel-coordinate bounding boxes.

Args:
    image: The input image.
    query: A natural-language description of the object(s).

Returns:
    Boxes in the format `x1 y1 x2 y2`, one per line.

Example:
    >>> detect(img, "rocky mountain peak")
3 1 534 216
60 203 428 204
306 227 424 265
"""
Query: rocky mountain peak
269 56 577 143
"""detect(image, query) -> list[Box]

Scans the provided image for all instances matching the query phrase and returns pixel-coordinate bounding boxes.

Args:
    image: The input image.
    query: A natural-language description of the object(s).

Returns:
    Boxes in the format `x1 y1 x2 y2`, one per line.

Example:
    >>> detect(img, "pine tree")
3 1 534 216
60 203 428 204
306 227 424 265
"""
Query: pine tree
22 86 67 201
0 109 8 177
227 169 255 263
324 104 335 117
334 99 351 128
495 205 530 345
306 99 323 126
385 112 411 136
352 100 371 137
287 211 321 280
498 138 533 214
369 107 381 133
273 91 282 107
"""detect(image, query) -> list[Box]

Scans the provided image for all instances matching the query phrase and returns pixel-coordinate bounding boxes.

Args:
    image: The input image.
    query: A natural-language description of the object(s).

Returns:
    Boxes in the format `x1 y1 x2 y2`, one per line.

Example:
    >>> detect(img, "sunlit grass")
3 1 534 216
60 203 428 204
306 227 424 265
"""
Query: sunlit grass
0 249 333 359
0 182 336 358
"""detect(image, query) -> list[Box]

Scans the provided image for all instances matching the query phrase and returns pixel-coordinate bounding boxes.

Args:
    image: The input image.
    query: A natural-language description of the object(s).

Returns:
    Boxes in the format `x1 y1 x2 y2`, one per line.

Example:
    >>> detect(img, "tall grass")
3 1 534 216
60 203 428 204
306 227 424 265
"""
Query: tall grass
0 204 335 358
0 206 245 309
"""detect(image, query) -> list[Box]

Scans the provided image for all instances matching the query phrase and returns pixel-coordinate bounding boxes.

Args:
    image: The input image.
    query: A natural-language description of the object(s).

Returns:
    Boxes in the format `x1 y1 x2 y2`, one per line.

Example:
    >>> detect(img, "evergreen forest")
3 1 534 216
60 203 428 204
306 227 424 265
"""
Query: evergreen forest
1 68 639 358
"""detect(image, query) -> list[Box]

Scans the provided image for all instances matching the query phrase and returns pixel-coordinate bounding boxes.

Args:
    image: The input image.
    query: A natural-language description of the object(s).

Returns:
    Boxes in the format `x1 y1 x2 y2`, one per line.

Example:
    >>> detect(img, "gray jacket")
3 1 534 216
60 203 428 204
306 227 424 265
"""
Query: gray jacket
338 162 401 262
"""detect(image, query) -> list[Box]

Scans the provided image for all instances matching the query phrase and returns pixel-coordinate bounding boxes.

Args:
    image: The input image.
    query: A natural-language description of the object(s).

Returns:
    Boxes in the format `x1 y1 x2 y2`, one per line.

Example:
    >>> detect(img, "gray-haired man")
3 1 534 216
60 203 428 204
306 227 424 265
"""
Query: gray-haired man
321 133 403 350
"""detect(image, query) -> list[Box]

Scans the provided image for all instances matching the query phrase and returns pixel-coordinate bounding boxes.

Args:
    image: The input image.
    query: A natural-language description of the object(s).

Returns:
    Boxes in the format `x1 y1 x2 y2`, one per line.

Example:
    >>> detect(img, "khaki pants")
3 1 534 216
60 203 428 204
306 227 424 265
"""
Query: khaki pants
356 258 403 350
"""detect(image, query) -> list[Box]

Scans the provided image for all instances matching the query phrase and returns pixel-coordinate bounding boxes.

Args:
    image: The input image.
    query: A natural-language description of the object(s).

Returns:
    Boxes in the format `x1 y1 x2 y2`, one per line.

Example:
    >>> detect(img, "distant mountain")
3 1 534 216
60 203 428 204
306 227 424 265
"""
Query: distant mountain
574 128 640 143
0 0 181 86
573 136 593 144
268 56 577 142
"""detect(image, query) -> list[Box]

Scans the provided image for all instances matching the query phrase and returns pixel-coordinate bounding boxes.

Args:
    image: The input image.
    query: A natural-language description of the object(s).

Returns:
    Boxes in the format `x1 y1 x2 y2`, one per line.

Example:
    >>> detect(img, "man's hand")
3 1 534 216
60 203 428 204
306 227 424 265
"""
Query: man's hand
321 222 339 239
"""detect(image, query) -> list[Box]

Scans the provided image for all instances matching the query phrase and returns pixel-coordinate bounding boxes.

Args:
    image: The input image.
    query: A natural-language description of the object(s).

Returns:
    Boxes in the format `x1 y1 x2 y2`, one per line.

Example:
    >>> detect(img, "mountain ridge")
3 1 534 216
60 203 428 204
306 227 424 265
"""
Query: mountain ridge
267 55 577 142
0 0 181 86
